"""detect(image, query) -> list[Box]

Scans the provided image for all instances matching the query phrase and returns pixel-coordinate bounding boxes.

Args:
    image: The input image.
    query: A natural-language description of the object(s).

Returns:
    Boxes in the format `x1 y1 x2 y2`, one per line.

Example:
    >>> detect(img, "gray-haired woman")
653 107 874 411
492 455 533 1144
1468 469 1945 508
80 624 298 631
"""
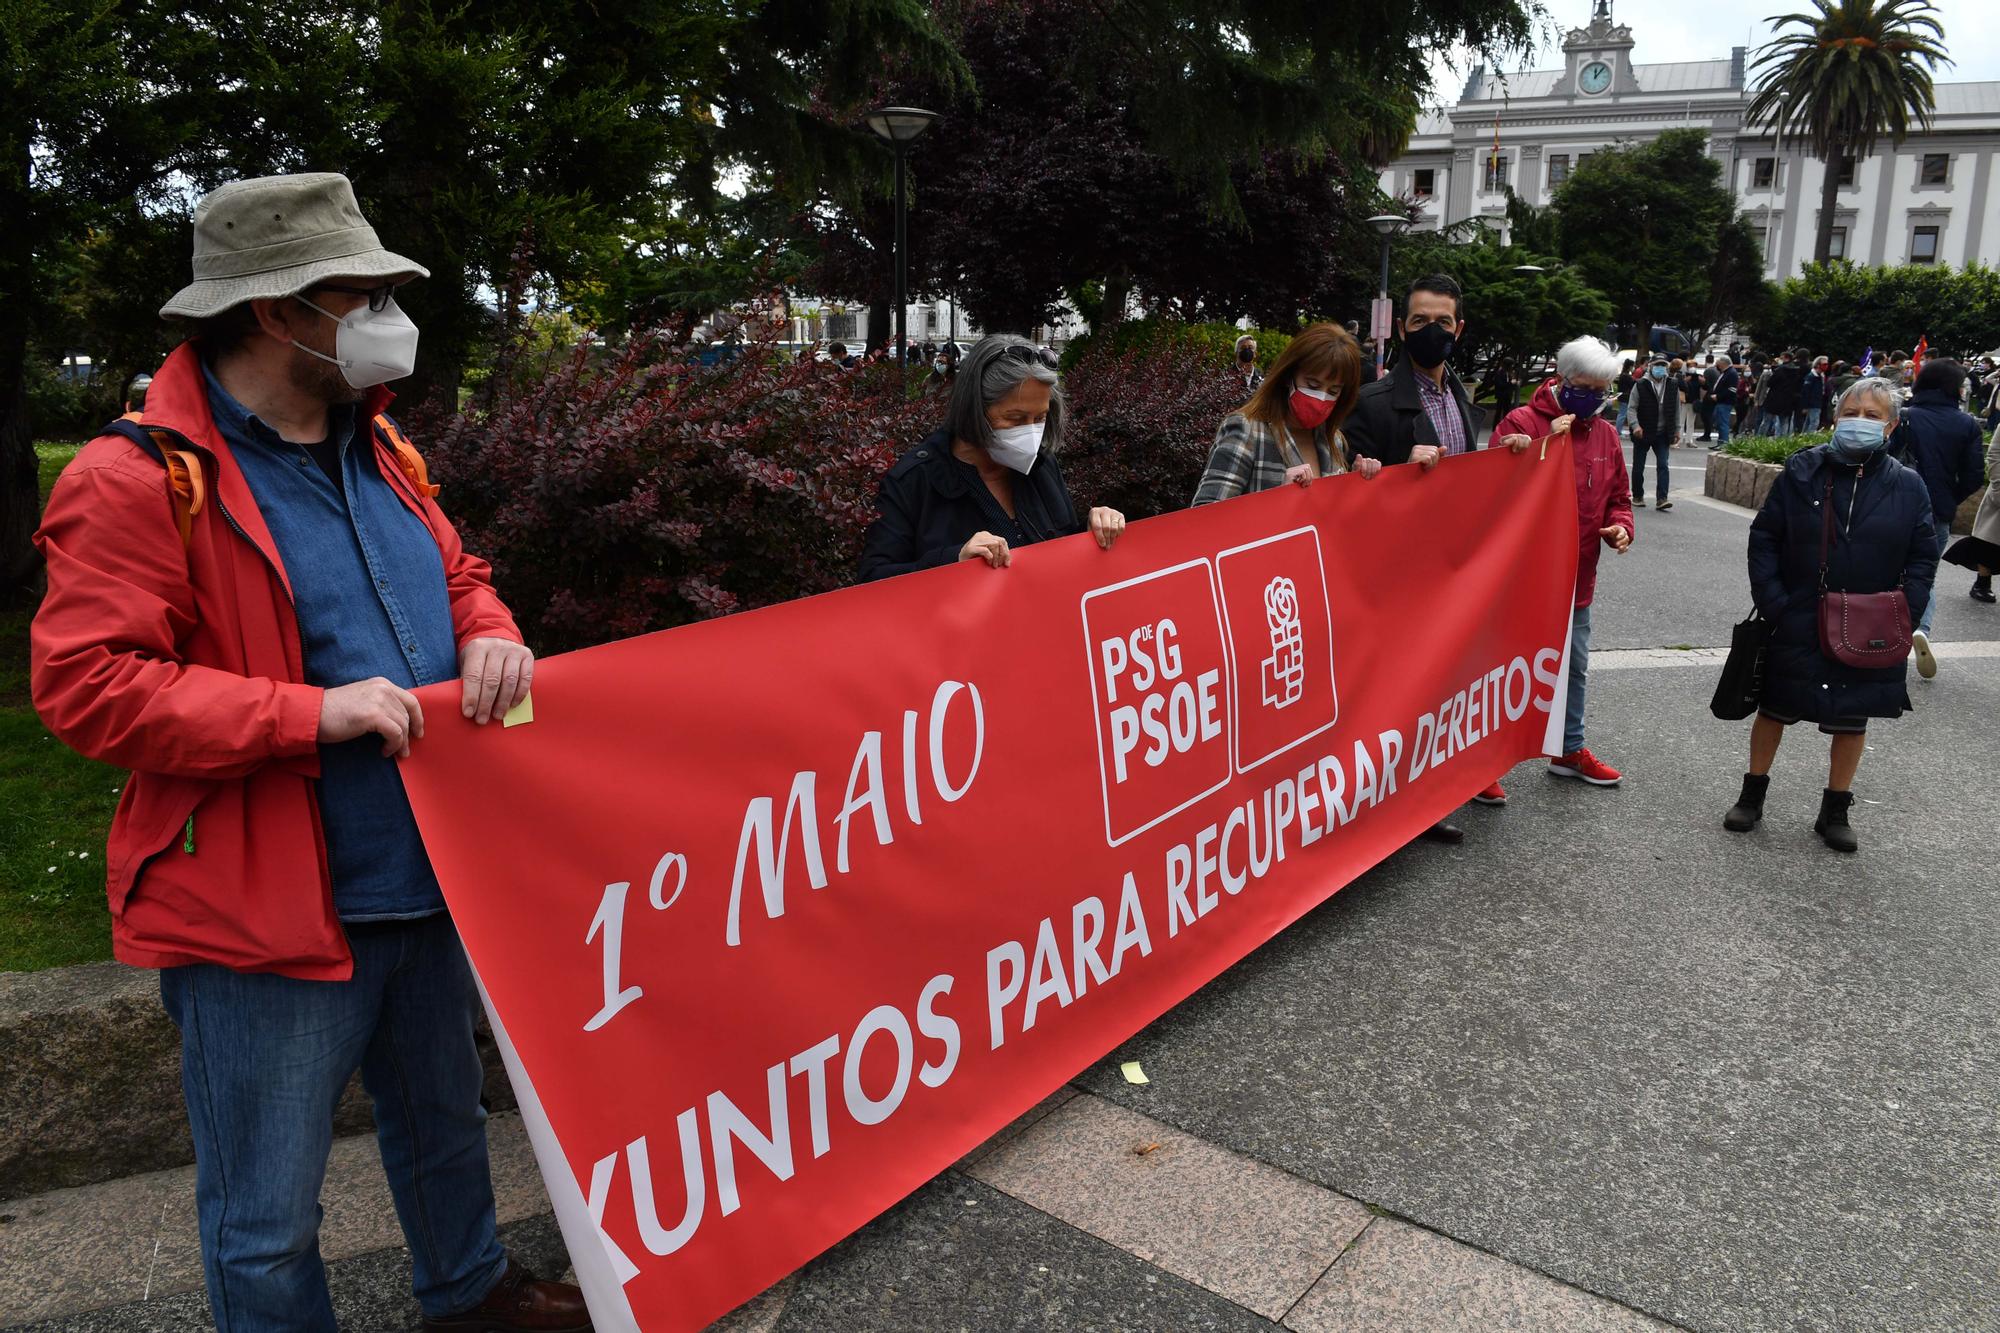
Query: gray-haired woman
859 334 1126 580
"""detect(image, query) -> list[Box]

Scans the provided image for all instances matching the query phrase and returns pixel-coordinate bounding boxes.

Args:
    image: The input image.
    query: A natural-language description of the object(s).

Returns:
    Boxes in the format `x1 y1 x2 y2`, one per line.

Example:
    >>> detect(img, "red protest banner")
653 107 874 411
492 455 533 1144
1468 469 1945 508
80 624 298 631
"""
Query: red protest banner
399 442 1580 1331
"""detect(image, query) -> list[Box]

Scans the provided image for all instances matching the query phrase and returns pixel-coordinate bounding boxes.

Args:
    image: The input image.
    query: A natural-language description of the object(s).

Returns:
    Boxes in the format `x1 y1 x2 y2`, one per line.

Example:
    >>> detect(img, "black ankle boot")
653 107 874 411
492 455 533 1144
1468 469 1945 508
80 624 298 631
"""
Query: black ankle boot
1973 575 1996 604
1814 788 1858 853
1723 772 1770 832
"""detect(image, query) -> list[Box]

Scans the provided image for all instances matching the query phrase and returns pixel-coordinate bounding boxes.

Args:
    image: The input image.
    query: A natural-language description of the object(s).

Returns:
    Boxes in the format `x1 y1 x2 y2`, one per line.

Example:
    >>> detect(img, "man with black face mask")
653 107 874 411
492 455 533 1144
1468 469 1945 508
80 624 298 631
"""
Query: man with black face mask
1344 272 1479 473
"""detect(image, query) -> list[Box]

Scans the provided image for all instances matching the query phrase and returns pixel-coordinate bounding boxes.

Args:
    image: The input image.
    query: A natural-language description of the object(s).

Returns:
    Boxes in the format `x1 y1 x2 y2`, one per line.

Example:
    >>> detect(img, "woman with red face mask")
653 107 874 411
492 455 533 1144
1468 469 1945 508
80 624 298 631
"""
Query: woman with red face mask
1192 322 1381 505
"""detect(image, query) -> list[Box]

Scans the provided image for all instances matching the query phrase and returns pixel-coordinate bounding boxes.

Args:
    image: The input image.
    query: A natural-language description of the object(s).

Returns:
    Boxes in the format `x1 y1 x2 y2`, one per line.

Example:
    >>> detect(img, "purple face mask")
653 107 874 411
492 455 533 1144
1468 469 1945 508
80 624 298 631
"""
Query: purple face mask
1557 383 1607 417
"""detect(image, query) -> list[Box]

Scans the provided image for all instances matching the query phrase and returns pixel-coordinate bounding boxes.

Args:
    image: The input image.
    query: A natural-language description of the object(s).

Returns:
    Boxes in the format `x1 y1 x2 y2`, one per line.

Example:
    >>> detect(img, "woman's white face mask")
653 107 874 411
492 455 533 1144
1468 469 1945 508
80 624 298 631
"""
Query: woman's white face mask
986 421 1044 474
292 294 421 389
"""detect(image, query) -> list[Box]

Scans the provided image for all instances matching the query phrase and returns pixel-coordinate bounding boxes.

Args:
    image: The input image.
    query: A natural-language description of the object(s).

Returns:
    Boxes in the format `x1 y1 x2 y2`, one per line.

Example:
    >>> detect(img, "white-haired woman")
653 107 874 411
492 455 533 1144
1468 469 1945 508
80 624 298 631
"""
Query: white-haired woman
1725 376 1937 852
859 334 1126 580
1480 336 1635 804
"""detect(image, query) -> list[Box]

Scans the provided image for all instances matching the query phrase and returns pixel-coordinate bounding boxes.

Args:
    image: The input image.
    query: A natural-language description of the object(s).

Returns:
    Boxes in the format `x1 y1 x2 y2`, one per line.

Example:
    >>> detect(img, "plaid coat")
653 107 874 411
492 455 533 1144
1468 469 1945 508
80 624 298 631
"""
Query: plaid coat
1191 413 1347 506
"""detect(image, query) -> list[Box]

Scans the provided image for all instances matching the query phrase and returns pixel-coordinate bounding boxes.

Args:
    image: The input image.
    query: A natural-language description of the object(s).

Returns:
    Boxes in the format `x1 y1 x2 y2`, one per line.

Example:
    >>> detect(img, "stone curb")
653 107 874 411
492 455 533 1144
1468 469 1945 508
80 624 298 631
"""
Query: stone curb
1702 449 1988 532
0 961 515 1198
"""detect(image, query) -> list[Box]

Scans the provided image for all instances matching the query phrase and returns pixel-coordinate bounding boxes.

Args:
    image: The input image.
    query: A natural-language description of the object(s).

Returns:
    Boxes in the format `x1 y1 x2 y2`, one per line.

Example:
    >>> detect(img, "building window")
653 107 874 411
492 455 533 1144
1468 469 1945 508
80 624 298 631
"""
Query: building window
1836 156 1856 186
1548 154 1570 187
1920 153 1949 185
1483 154 1509 192
1753 157 1776 189
1828 227 1847 260
1910 225 1940 264
1412 168 1435 199
1750 226 1768 261
825 312 858 340
1577 152 1593 171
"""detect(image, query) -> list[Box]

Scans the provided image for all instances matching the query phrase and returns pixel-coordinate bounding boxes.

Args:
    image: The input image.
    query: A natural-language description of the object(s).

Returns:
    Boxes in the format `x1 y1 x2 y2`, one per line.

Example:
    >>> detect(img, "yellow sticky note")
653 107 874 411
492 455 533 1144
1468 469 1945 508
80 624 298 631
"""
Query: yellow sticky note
1120 1061 1149 1086
502 693 535 728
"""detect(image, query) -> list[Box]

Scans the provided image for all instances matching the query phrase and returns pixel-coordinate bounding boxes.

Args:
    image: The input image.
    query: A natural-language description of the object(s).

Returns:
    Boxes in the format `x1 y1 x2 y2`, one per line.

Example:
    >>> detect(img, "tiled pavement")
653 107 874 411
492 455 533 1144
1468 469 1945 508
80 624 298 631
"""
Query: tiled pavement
3 1095 1673 1331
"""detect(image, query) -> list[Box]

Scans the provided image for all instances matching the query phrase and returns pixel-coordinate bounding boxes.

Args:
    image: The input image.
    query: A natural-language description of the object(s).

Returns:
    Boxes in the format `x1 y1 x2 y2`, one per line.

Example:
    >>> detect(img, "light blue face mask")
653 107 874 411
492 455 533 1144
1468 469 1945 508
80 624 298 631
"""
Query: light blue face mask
1829 416 1887 463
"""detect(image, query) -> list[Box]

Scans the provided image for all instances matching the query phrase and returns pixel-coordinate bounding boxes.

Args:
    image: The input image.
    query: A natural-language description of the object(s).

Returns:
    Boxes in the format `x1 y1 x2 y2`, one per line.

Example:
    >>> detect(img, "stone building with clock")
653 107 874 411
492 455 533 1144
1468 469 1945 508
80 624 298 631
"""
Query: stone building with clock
1380 1 2000 279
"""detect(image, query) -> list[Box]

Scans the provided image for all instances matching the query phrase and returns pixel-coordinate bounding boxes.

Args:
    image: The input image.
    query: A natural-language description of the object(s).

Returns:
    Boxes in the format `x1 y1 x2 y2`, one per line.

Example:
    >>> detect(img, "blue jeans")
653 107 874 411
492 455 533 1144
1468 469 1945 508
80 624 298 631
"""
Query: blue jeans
1631 437 1670 503
159 915 506 1332
1919 518 1953 634
1713 403 1733 445
1564 601 1592 755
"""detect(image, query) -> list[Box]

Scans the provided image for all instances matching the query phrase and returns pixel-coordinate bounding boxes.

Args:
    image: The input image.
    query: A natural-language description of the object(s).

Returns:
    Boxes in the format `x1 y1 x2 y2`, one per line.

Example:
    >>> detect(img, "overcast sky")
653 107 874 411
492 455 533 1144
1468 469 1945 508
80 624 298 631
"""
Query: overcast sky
1423 0 1998 111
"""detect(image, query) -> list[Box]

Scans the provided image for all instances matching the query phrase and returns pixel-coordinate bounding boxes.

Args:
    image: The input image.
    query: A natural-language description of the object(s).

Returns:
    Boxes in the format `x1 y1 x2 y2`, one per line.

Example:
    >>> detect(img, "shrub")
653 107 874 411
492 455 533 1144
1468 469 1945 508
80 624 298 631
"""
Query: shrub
409 327 1251 653
1060 318 1293 376
1722 429 1827 465
1059 337 1249 519
407 336 939 653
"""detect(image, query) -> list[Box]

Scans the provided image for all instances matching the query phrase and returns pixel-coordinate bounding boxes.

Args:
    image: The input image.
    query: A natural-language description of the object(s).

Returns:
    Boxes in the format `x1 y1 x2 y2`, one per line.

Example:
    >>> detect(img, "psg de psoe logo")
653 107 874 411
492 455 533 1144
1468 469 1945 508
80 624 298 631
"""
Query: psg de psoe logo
1216 528 1339 774
1080 529 1339 847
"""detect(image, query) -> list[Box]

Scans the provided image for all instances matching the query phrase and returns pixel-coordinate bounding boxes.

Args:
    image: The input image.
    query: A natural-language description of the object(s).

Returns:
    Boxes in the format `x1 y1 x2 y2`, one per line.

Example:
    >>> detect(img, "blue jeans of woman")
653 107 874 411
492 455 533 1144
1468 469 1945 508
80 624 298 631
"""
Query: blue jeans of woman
159 914 506 1332
1564 601 1592 754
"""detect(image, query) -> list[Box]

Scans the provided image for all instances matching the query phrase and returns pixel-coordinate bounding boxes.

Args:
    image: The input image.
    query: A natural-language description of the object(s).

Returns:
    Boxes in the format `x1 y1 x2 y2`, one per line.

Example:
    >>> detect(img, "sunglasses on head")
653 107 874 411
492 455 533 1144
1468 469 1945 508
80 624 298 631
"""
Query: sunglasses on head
313 283 397 313
1000 343 1060 369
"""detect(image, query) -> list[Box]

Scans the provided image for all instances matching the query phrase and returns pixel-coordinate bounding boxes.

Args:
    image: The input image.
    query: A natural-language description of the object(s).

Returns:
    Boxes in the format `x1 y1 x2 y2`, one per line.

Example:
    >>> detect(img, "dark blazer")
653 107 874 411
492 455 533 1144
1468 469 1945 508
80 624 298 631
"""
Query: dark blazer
858 426 1082 581
1895 388 1988 522
1748 446 1937 721
1344 359 1478 465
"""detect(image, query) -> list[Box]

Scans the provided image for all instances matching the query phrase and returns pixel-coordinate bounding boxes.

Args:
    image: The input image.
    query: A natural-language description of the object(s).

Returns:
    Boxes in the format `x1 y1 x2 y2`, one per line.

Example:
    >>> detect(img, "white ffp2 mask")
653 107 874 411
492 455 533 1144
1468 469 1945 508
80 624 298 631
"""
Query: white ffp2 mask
986 422 1044 474
293 294 421 388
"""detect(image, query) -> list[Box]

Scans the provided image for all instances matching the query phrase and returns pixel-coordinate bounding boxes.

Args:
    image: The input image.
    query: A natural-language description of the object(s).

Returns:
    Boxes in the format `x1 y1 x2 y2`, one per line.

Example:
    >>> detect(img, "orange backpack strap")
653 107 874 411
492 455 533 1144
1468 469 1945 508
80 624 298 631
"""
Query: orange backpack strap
110 412 206 549
373 414 440 498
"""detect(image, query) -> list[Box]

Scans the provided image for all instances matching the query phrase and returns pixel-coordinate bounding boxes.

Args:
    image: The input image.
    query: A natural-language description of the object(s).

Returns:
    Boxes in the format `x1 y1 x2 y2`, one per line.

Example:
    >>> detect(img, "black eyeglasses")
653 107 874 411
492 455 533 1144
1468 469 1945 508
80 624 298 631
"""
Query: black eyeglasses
314 283 396 313
1000 343 1060 369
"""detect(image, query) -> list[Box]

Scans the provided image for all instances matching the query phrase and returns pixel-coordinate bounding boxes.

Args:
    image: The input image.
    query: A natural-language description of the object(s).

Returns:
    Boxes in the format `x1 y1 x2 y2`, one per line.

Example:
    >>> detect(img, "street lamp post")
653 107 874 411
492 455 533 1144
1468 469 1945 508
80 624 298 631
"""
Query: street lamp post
1366 213 1411 375
866 106 938 375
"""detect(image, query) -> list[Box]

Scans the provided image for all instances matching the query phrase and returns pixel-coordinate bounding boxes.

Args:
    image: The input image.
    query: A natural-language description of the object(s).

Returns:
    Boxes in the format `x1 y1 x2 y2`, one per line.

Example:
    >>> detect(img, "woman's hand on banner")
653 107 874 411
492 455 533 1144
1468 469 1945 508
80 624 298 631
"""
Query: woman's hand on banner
1353 456 1382 479
960 531 1012 568
1089 507 1128 550
1550 414 1576 436
461 637 536 725
1284 463 1315 489
1499 433 1532 454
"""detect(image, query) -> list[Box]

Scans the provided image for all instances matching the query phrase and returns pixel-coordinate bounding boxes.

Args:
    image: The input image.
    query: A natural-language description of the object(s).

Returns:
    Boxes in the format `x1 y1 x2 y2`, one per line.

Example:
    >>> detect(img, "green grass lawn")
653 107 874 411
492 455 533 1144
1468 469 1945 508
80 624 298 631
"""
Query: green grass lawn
1 442 123 972
1721 429 1830 466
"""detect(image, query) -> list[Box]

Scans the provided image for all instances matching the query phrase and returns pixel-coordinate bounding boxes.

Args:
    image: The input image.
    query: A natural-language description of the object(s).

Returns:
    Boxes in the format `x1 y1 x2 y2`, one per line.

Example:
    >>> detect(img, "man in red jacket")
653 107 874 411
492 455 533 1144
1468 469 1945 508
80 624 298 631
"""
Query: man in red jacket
32 174 588 1332
1476 335 1635 805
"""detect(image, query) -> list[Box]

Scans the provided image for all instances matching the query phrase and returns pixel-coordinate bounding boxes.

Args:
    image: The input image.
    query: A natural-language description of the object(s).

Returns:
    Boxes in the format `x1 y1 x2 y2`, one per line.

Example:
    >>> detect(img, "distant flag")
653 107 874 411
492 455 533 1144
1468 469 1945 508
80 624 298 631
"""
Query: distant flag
1911 334 1928 378
1859 347 1873 373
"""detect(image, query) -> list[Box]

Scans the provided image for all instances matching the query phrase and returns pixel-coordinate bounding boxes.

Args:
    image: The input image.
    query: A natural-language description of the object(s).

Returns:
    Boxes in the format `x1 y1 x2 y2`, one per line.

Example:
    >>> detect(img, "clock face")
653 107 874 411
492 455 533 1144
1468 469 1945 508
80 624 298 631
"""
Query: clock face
1580 61 1613 94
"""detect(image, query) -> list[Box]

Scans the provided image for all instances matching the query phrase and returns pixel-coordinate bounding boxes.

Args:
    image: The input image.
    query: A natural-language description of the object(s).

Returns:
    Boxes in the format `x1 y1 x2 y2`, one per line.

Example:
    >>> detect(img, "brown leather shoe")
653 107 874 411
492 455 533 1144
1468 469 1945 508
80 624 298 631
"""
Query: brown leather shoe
422 1260 592 1332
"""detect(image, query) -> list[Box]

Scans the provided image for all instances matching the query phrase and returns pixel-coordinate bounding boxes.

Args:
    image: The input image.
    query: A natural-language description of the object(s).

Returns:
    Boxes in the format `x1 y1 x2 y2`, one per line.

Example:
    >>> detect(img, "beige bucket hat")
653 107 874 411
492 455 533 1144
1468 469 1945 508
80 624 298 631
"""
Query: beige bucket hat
159 172 428 320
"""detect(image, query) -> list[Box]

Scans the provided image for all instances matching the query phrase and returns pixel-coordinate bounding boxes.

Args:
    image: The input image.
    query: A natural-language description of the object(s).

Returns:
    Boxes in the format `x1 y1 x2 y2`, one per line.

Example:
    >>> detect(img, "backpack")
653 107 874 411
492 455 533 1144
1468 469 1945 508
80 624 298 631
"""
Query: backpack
104 412 440 549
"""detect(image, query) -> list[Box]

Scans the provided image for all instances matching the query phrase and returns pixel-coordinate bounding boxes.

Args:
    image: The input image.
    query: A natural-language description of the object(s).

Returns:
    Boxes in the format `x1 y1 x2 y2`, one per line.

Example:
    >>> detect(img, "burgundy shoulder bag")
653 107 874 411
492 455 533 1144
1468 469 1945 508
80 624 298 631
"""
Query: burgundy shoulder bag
1817 471 1911 668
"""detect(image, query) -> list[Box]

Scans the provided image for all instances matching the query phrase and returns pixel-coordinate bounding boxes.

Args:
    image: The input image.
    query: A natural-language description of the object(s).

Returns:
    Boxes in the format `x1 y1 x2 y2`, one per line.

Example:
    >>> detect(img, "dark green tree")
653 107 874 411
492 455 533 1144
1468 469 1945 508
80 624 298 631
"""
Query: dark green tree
1388 228 1615 377
1554 129 1765 352
1746 0 1950 267
1747 262 2000 360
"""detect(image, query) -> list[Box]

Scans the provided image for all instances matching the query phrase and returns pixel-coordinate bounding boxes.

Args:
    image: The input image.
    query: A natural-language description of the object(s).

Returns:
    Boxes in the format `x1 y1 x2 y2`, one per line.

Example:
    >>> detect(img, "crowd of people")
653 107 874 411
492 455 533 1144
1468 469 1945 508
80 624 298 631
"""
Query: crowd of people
858 271 1993 855
20 169 1997 1332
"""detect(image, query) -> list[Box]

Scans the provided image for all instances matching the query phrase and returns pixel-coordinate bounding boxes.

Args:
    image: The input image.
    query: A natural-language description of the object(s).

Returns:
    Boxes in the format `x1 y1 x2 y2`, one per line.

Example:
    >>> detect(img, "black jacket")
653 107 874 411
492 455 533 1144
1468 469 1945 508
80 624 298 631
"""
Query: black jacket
1764 363 1804 415
1894 388 1988 522
1748 446 1937 721
1343 359 1478 465
858 426 1082 581
1632 375 1680 439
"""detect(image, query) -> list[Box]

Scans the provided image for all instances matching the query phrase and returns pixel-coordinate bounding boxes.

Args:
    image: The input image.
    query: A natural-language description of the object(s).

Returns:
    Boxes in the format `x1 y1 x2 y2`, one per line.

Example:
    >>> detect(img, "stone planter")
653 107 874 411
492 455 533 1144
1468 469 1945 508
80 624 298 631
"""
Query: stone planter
1703 452 1783 510
0 960 517 1198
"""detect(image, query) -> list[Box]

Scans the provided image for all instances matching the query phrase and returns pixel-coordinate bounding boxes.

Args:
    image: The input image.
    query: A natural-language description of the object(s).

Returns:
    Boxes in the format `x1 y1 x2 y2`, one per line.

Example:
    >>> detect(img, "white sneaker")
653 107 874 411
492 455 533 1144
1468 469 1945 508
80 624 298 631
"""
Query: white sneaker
1912 629 1937 679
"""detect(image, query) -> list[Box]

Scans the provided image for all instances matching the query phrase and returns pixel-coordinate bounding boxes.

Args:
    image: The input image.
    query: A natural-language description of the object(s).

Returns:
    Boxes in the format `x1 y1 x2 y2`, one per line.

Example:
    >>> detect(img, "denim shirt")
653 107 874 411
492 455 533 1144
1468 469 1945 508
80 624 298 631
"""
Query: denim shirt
201 361 458 920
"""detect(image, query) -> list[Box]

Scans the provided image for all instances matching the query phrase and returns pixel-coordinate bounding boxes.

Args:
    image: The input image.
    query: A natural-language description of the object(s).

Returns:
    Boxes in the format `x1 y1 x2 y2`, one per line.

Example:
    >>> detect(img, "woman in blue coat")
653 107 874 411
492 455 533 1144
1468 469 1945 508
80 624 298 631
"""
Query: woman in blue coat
859 334 1126 580
1724 377 1938 851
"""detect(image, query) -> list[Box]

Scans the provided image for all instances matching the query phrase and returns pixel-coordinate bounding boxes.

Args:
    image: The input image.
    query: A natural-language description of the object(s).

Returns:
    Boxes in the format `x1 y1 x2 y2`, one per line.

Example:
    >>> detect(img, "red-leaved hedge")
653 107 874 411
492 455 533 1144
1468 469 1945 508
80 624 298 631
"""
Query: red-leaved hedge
411 331 1241 653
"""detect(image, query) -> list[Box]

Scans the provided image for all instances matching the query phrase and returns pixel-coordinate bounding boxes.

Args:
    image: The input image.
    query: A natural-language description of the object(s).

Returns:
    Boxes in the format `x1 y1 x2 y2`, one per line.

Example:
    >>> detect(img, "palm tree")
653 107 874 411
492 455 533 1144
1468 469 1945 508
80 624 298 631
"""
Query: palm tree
1746 0 1950 267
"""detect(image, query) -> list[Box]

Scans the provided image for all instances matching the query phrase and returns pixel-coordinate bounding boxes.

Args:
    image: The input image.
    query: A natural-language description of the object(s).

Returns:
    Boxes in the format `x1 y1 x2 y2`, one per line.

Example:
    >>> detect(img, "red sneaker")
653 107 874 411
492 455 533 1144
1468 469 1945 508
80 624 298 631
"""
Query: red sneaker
1472 781 1507 805
1550 747 1622 785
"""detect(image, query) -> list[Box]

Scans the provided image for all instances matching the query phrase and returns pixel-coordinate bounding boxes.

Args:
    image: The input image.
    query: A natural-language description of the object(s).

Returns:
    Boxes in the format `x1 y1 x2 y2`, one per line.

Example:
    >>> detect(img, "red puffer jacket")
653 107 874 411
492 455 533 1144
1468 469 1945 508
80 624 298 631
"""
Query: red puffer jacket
31 343 522 979
1491 378 1636 608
